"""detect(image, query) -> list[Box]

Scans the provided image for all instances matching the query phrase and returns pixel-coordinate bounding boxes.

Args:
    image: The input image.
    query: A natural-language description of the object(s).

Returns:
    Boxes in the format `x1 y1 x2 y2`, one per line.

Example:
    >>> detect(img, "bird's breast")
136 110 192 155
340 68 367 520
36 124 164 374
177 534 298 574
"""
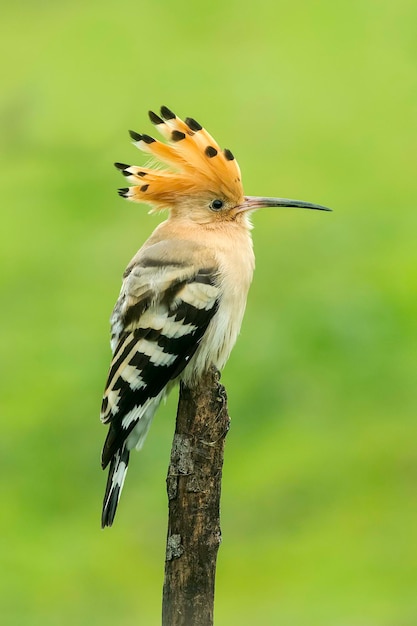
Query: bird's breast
181 227 255 383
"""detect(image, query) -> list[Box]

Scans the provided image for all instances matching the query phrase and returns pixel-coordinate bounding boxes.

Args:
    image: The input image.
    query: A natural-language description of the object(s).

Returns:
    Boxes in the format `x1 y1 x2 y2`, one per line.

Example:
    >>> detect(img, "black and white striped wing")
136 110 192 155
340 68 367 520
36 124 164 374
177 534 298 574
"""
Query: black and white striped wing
100 262 220 469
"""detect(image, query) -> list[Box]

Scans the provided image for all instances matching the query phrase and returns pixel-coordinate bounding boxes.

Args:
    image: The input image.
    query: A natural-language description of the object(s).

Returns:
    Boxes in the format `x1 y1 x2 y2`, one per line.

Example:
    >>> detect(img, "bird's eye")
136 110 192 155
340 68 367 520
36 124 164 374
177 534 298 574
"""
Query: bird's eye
210 199 224 211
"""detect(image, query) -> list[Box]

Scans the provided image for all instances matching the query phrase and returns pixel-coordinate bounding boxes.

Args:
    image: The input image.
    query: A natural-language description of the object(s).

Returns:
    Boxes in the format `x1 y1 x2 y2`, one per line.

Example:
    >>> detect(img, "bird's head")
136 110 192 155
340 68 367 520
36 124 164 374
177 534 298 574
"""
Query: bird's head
115 106 331 225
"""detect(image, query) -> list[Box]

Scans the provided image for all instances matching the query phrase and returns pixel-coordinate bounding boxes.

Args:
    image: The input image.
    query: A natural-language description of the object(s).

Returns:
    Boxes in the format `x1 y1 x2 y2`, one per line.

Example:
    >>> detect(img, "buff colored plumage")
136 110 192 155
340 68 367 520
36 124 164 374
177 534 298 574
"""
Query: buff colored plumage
100 106 330 527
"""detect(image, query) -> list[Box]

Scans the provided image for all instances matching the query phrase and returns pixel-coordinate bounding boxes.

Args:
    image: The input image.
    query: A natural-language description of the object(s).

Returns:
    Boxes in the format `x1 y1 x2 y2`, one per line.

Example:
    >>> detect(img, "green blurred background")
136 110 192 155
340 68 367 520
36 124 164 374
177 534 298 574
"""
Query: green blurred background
1 1 416 624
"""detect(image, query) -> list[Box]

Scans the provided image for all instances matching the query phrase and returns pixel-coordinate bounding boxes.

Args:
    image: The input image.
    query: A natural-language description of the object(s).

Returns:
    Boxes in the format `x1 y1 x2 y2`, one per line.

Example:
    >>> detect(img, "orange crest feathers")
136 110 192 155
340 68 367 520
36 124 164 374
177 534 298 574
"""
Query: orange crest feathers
115 106 243 210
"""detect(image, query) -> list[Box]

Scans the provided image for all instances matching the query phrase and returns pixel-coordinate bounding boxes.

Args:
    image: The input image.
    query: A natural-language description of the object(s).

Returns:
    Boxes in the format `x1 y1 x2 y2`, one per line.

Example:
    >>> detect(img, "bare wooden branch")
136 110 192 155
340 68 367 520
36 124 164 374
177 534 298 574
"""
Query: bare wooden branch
162 366 230 626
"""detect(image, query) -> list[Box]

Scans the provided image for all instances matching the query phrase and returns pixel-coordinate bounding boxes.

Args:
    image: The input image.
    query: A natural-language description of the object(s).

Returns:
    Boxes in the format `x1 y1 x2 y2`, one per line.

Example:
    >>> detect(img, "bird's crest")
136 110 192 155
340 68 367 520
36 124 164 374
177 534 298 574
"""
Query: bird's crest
115 106 243 211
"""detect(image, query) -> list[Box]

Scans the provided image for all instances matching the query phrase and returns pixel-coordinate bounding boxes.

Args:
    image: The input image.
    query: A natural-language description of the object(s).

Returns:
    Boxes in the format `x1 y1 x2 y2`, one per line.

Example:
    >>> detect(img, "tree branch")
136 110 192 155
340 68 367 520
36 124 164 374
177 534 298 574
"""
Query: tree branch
162 366 230 626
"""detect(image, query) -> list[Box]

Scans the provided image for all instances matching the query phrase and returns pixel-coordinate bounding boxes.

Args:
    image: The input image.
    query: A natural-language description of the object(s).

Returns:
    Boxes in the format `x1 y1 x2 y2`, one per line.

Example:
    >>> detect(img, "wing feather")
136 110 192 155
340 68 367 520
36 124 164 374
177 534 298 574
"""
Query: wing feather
101 256 219 468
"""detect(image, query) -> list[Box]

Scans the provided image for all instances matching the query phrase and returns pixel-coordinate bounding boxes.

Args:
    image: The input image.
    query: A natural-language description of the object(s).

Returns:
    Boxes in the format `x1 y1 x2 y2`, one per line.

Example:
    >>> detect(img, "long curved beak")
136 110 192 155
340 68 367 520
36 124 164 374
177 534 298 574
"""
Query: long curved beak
237 196 332 213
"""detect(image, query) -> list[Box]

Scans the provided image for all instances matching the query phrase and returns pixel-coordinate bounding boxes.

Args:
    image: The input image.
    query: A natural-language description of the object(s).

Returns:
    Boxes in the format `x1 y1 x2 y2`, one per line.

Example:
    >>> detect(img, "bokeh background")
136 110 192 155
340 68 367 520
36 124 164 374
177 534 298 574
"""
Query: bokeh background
1 1 416 624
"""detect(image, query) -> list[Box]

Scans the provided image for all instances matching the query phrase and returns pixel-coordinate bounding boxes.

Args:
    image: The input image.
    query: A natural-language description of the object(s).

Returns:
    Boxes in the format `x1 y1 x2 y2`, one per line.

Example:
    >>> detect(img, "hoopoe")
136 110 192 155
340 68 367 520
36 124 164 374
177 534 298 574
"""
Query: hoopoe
100 105 331 527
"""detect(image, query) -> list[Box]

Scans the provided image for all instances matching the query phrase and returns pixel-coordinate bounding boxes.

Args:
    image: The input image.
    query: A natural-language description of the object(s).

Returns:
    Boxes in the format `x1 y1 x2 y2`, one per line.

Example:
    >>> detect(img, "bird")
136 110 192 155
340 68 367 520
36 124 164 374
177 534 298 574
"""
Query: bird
100 105 331 527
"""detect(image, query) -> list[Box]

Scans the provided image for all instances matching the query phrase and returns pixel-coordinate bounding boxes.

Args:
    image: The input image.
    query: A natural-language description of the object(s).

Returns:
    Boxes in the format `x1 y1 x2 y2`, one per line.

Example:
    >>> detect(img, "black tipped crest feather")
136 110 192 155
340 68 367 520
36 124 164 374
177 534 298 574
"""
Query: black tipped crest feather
205 146 218 158
148 110 164 125
114 162 129 170
160 105 176 120
185 117 203 132
129 130 142 142
171 130 186 142
141 134 156 144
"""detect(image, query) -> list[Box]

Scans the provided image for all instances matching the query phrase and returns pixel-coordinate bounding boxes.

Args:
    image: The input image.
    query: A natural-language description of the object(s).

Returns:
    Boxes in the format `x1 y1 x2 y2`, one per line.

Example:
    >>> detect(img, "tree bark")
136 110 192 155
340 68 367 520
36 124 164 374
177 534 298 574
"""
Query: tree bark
162 366 230 626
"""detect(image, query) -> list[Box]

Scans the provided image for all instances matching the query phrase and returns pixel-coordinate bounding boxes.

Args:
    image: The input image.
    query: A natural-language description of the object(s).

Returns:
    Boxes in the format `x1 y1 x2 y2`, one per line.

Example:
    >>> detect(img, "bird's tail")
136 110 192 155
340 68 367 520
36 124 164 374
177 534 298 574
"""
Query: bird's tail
101 446 130 528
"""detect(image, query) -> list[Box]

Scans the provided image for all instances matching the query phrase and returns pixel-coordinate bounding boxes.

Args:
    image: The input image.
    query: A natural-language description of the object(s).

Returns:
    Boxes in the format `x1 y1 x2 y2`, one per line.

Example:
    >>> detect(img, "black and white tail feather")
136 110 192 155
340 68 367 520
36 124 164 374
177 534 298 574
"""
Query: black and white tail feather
102 446 130 527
